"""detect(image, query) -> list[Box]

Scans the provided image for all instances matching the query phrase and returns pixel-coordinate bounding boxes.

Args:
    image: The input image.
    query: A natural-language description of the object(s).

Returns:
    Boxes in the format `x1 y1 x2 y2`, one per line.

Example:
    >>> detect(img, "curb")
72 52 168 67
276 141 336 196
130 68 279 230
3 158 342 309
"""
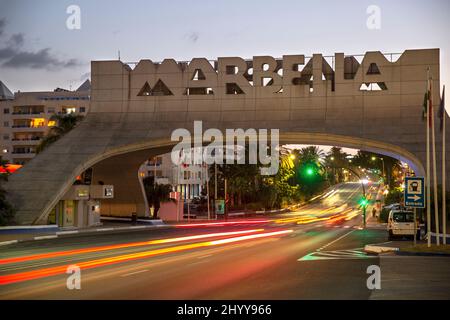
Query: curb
0 224 172 247
395 250 450 257
364 244 399 254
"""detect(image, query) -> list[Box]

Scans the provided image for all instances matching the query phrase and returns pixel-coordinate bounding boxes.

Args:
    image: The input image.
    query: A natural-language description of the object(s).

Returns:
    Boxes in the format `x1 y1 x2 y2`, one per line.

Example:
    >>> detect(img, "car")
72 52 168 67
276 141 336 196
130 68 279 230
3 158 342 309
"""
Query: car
387 209 417 240
379 203 403 222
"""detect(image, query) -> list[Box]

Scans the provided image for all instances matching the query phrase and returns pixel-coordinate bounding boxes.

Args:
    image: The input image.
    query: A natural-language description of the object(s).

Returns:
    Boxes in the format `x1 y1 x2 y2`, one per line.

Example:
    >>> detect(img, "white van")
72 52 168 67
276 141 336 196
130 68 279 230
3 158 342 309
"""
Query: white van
387 210 417 240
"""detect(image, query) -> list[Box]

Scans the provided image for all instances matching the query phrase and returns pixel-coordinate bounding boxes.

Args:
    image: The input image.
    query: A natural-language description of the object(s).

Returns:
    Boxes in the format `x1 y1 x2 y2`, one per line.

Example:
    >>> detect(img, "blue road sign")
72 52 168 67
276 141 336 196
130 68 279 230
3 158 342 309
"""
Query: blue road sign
404 177 425 208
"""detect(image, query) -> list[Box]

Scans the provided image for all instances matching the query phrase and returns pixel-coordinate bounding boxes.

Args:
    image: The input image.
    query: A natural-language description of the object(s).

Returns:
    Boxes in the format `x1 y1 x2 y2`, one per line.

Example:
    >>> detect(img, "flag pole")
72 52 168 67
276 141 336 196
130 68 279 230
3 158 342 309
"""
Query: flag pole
427 68 432 248
442 86 446 245
431 72 440 245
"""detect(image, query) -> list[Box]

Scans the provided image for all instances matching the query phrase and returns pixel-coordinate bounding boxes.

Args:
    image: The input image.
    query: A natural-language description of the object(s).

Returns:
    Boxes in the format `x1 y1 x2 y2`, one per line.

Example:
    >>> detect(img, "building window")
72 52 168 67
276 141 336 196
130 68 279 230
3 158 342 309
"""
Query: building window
3 134 9 140
3 108 9 114
3 121 8 127
62 107 76 114
80 107 86 113
30 118 45 128
47 107 55 113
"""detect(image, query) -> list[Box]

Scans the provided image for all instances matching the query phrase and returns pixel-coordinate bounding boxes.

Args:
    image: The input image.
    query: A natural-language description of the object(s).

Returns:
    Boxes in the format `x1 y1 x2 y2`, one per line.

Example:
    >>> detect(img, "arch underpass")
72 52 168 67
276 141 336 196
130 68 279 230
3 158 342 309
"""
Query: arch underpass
4 48 449 225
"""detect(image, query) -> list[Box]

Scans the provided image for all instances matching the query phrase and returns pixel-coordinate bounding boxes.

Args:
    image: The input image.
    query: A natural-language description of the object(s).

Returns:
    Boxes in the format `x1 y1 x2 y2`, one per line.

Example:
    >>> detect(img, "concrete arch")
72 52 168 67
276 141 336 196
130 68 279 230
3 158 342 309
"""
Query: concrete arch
28 132 424 224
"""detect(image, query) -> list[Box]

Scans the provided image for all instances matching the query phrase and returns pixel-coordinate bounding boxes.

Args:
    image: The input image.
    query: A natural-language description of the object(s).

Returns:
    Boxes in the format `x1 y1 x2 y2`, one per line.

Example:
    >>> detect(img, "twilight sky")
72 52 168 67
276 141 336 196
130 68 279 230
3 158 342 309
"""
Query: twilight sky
0 0 449 110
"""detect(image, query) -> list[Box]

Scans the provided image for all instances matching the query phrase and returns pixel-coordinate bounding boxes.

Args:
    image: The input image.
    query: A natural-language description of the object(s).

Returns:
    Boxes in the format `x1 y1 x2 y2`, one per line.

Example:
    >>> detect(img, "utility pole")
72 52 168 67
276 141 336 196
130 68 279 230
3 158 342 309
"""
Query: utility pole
206 164 210 220
224 177 228 221
413 207 417 246
214 164 218 219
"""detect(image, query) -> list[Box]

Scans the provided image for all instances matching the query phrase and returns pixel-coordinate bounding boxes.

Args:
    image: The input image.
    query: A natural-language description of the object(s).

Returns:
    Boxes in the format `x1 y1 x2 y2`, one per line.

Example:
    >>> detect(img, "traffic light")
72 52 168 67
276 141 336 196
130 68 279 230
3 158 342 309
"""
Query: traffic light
306 167 314 176
359 197 369 207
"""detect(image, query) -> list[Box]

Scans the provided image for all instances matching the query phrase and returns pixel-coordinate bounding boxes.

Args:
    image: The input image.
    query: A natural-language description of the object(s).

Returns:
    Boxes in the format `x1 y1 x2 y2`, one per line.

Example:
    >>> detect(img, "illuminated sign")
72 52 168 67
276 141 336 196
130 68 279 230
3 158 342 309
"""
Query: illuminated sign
104 186 114 198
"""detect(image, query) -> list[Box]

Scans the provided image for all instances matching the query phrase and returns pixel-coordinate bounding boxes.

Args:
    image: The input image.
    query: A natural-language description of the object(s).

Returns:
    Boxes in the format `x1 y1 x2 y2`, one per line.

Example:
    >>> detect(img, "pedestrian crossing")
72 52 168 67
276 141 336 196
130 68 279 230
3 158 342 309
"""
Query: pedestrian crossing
298 248 377 261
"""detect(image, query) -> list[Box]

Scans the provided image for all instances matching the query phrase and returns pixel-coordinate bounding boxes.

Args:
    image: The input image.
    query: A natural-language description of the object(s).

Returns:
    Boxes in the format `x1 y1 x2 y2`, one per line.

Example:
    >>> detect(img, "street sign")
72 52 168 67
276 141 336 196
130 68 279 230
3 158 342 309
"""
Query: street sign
404 176 425 208
215 199 225 214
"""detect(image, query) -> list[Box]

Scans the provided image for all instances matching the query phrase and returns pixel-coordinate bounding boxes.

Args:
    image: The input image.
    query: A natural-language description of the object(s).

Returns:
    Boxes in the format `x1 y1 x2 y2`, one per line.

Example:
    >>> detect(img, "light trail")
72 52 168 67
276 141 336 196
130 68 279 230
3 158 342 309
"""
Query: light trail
175 220 269 227
0 229 293 286
0 229 264 265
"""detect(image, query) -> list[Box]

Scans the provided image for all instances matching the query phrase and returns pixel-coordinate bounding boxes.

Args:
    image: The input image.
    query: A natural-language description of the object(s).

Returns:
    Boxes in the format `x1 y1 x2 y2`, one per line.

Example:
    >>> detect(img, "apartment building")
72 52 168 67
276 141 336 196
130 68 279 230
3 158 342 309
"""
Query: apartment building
0 80 90 165
139 150 208 200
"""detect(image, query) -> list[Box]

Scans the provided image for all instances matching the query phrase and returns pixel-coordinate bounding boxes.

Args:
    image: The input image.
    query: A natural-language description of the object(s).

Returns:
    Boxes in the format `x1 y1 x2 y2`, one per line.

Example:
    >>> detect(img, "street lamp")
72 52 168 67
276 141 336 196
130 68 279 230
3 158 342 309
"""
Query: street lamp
371 155 386 182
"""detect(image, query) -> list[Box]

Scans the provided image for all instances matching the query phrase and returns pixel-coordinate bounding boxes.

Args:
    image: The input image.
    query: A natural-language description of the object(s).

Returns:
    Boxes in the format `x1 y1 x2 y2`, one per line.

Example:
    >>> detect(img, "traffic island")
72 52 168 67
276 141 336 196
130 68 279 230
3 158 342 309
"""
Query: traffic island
364 244 399 254
396 244 450 257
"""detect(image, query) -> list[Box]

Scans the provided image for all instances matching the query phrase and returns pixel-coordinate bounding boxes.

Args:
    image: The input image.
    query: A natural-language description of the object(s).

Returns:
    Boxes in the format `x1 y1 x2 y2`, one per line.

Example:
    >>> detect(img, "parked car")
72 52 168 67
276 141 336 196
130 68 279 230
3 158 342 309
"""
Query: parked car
379 203 403 222
387 209 417 240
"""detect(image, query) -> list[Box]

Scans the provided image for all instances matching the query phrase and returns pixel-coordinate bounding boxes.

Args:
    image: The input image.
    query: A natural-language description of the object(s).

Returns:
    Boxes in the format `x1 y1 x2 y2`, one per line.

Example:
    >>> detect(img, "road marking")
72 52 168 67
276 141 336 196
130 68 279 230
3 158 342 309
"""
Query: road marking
33 235 58 240
316 229 356 252
120 269 148 277
56 230 79 235
298 249 376 261
0 240 18 246
197 254 212 259
96 228 115 232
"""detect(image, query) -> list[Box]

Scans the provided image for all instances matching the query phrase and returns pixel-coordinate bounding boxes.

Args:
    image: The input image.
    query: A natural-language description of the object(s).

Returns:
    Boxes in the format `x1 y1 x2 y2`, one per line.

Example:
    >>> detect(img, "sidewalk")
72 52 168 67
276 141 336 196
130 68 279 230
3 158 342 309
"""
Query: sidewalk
365 205 387 230
0 220 169 246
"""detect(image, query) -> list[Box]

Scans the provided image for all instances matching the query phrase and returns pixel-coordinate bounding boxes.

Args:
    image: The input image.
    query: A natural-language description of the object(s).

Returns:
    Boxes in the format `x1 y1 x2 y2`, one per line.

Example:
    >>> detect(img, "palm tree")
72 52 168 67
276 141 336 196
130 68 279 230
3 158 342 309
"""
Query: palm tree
36 113 84 153
143 177 174 219
298 146 325 165
324 147 350 184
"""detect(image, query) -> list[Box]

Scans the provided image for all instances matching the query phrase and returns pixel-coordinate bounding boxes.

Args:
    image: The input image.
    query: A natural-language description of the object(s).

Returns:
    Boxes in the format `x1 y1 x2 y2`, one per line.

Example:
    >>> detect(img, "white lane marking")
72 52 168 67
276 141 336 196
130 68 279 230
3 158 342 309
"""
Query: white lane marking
120 269 149 277
0 240 18 246
298 249 376 261
197 254 212 259
343 225 351 228
96 228 115 232
317 229 356 252
129 226 146 229
56 230 79 235
34 235 58 240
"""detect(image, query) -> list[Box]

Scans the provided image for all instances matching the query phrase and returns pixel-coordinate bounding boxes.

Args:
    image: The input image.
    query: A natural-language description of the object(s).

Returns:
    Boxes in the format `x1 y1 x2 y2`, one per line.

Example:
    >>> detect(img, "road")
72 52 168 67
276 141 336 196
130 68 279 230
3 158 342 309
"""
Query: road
1 182 449 299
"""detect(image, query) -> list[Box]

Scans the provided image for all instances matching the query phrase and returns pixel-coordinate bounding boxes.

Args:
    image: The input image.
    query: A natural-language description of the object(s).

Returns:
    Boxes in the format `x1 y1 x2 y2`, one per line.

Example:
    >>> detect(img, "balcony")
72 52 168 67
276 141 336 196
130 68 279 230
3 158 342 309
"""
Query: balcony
11 111 44 115
11 151 36 158
11 138 42 145
11 125 46 132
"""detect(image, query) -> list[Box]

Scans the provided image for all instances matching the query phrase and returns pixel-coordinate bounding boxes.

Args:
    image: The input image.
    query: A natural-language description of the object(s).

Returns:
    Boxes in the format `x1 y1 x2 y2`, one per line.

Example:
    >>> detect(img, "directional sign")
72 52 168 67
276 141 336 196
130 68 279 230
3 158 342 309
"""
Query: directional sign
404 176 425 208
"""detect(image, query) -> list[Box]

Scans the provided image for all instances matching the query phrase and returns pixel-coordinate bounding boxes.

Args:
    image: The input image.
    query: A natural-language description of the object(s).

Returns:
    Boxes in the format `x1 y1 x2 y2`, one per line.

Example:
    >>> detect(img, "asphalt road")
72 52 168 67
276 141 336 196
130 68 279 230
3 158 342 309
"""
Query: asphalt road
1 182 449 299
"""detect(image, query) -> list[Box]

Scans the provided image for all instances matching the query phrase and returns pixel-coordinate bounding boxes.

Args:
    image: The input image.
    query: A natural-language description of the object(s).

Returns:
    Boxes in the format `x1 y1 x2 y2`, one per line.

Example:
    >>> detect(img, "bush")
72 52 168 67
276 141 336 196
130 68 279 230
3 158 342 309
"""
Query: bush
0 189 15 226
384 187 403 205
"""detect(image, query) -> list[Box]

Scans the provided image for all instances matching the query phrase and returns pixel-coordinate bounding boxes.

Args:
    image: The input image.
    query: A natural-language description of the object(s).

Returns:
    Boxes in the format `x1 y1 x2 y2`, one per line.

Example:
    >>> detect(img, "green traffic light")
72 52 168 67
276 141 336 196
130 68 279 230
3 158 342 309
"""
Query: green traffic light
306 168 314 175
359 198 368 206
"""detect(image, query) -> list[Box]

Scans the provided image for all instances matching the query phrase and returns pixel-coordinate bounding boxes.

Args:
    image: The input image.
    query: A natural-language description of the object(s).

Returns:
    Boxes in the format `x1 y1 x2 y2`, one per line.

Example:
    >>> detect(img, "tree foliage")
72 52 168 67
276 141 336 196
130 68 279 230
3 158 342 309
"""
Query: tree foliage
36 113 84 153
0 157 15 225
143 177 174 219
